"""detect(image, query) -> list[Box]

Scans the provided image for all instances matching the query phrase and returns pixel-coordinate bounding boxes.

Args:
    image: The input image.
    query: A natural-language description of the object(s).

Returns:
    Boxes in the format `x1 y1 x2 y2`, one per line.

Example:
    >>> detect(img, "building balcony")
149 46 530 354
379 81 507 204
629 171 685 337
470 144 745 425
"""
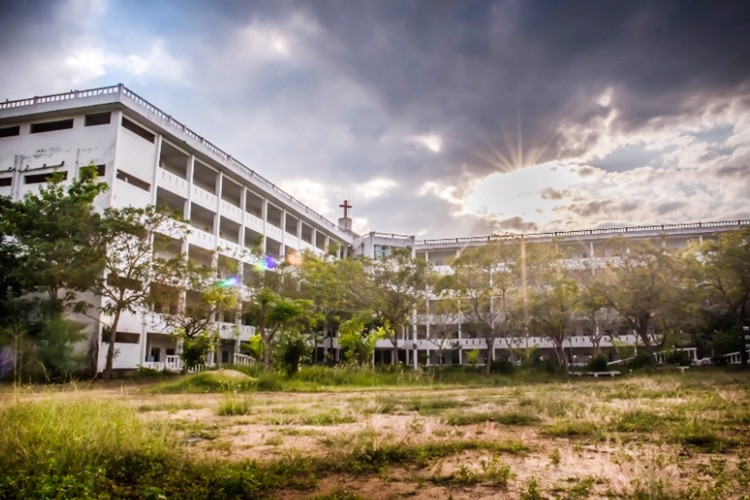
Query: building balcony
156 167 189 198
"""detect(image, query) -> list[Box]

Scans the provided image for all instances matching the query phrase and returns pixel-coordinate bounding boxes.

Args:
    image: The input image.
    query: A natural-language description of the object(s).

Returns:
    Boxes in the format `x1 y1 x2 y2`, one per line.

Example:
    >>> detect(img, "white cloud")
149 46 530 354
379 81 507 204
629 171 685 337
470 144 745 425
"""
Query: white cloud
352 217 370 234
63 39 185 86
278 178 331 215
65 48 107 83
355 178 397 199
408 134 443 152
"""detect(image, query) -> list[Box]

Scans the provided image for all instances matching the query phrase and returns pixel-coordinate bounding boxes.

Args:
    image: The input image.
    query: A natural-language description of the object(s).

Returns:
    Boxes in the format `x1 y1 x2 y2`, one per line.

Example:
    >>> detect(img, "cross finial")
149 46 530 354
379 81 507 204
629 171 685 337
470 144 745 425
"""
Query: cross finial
339 199 352 218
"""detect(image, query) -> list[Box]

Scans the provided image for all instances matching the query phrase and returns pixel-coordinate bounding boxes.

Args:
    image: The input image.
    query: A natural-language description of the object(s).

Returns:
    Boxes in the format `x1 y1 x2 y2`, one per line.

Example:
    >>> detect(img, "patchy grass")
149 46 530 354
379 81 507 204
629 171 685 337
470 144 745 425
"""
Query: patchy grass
444 410 542 426
2 368 749 498
148 369 257 393
216 394 253 416
542 420 602 439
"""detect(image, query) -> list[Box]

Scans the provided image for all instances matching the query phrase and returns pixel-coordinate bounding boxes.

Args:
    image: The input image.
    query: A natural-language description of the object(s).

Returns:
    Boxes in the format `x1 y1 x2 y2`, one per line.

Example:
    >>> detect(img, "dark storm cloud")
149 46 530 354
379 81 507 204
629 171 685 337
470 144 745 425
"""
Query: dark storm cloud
2 0 749 237
292 0 750 179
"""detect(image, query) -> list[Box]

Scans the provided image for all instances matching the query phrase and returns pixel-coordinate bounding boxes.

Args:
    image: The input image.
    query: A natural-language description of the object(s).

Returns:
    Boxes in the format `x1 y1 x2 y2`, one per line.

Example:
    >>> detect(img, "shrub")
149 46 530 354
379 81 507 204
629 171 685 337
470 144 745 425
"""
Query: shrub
149 369 257 393
627 352 655 369
666 350 692 367
587 354 609 372
491 358 516 375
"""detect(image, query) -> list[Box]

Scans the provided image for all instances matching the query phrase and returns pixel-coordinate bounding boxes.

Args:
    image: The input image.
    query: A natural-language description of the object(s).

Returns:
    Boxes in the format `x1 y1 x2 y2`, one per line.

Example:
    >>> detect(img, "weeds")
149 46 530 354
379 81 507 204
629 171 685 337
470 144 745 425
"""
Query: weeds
444 410 541 426
216 394 253 416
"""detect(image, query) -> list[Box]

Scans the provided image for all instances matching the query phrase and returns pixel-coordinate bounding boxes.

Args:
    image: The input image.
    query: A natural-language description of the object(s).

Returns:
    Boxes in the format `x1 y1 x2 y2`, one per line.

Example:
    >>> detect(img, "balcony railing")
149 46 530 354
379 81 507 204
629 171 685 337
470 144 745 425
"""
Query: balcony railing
0 84 345 237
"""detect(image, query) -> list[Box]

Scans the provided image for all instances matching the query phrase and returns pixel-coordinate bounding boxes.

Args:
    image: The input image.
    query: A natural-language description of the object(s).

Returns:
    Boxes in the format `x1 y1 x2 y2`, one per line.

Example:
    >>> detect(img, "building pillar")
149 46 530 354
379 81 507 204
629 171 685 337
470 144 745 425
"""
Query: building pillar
260 199 268 255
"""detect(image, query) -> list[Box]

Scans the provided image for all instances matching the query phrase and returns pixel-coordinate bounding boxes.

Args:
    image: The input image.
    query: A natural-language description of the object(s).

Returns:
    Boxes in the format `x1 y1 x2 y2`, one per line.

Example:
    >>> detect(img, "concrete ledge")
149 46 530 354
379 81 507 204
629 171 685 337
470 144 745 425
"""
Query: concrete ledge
571 371 622 378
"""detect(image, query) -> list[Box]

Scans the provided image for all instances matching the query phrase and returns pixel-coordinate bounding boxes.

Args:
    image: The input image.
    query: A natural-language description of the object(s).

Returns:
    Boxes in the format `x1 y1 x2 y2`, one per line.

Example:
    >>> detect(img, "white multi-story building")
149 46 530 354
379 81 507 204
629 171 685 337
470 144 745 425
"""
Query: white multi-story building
1 84 747 371
0 85 353 372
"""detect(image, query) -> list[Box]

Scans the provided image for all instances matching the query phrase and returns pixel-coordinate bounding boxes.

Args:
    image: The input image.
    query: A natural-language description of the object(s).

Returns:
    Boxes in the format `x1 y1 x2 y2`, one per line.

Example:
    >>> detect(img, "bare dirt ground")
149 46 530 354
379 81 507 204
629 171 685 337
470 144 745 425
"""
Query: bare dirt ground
3 373 749 499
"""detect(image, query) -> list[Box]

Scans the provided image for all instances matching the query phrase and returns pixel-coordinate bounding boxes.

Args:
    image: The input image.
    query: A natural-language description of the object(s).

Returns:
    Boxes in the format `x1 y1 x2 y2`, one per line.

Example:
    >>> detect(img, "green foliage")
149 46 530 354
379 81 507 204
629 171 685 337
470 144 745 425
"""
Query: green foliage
216 394 253 416
244 287 304 370
628 353 656 369
177 328 219 372
0 164 108 313
149 369 257 393
588 237 686 355
339 313 384 366
587 354 609 372
33 314 88 381
521 477 543 500
444 411 541 426
276 331 310 376
467 349 480 366
666 350 693 367
491 358 516 374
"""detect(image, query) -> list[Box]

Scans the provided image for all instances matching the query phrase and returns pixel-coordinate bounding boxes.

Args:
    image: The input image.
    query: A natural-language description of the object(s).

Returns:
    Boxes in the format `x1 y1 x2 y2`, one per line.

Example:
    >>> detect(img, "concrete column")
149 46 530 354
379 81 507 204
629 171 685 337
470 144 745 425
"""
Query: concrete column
261 199 268 255
280 210 287 259
214 173 223 239
150 135 163 206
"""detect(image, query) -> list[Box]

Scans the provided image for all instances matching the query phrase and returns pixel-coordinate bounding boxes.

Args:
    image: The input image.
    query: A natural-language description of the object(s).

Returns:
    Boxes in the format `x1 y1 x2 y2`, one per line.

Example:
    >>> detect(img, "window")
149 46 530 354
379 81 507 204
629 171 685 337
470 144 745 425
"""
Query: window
121 117 155 143
30 119 74 134
102 329 140 344
0 177 11 187
116 169 151 191
95 164 106 177
0 125 20 138
25 171 68 184
374 244 393 259
85 112 111 126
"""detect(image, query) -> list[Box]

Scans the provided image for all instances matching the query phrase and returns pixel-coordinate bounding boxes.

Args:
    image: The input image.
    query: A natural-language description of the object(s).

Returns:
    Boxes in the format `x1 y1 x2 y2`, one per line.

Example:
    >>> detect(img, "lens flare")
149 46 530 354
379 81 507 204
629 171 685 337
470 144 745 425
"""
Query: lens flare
287 251 302 266
218 276 239 287
254 255 277 271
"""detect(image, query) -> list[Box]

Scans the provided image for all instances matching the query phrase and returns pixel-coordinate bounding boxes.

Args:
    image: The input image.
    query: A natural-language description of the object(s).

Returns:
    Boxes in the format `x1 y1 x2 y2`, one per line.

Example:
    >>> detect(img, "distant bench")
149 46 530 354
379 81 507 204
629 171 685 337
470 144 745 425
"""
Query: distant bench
571 371 622 378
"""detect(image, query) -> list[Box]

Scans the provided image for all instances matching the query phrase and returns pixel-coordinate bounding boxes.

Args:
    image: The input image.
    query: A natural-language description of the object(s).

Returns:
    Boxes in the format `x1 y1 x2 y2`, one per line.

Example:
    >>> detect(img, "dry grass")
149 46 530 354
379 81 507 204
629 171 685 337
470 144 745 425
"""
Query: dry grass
1 370 749 498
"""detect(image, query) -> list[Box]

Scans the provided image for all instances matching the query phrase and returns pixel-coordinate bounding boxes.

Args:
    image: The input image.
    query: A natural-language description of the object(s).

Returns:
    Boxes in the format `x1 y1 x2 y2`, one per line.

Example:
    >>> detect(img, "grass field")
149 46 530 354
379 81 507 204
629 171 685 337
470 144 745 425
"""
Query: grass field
1 368 749 499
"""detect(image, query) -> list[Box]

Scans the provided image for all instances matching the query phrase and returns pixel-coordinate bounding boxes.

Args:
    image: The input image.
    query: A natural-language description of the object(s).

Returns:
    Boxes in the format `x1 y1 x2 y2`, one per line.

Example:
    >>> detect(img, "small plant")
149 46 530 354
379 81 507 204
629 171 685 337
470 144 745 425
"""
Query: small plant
543 420 601 439
549 447 561 466
216 394 253 416
467 349 480 366
481 454 513 486
521 476 542 500
265 435 283 446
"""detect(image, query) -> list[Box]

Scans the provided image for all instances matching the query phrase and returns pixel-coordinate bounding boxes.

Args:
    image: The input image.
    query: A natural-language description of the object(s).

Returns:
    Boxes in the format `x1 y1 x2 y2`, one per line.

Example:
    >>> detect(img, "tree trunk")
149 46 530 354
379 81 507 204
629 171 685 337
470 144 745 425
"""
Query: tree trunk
103 309 122 380
263 332 272 371
483 337 493 376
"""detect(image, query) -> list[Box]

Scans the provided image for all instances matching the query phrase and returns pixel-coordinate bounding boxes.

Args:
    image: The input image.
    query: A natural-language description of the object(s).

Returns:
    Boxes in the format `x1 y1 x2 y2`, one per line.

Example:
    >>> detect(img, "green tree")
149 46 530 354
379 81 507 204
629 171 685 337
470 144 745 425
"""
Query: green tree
588 238 686 359
447 241 522 375
0 165 108 315
527 243 581 371
370 248 429 366
338 311 384 366
0 165 108 378
424 285 460 365
244 287 303 370
691 228 750 367
94 206 189 379
158 259 240 373
297 252 372 363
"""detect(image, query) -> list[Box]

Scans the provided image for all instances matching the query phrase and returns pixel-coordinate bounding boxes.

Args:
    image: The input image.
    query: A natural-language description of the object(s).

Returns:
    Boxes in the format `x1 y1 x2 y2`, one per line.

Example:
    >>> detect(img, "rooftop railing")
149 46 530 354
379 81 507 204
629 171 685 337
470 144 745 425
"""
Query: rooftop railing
415 220 750 246
1 84 344 236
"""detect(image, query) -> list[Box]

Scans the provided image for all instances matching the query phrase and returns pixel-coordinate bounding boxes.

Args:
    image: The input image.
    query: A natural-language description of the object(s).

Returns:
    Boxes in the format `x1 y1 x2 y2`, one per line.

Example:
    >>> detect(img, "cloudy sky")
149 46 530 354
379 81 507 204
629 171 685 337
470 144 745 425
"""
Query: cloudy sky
1 0 749 238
